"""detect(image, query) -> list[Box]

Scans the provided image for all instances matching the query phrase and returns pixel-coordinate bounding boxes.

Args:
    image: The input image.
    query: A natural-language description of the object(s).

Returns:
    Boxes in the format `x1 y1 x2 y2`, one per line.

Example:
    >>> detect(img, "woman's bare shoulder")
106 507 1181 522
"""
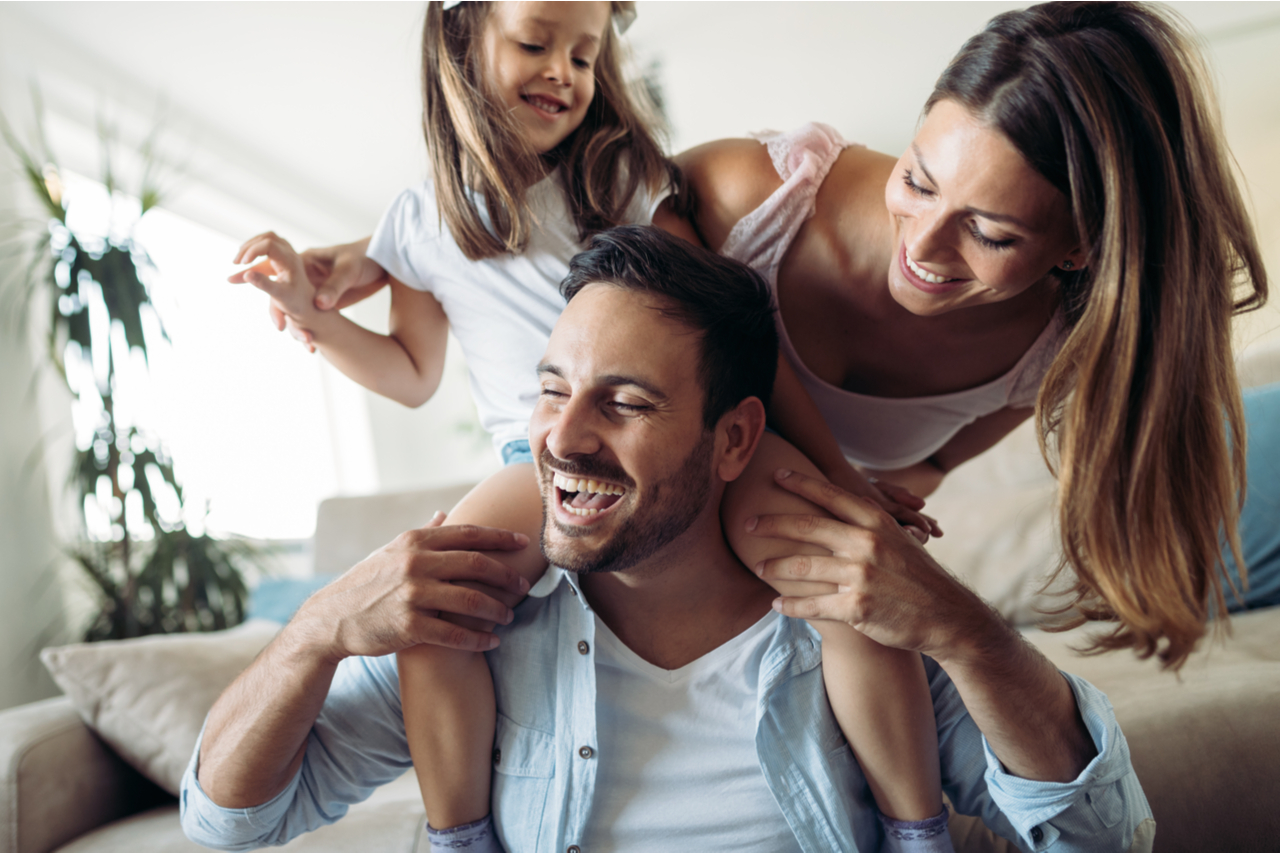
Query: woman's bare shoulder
675 138 782 252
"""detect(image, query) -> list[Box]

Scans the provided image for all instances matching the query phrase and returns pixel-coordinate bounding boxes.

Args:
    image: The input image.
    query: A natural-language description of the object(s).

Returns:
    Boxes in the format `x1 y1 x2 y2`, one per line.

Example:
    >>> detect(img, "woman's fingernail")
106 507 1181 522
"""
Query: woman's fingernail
745 516 758 532
518 577 531 593
753 561 765 575
775 468 792 480
771 598 784 612
514 532 530 546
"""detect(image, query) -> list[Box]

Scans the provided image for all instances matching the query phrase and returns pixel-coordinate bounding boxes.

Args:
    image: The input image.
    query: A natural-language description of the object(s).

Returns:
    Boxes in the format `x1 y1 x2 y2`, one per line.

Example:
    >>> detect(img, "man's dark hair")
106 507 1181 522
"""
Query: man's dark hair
562 225 778 429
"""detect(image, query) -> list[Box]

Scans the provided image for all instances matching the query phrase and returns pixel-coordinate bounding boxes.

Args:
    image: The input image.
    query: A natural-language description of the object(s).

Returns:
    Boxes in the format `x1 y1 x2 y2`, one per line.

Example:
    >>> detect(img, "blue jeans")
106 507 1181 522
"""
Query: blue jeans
501 439 533 466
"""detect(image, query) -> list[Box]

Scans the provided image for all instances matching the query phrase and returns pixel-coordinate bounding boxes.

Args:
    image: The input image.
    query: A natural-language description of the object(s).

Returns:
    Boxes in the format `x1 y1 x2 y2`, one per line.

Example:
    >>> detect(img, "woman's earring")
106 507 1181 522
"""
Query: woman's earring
1061 260 1074 270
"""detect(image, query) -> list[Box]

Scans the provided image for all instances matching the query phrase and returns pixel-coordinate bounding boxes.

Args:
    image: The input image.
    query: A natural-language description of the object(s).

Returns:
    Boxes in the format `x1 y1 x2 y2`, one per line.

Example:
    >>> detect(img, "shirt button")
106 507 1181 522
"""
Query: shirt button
1031 825 1043 843
569 586 578 596
578 745 594 759
567 847 582 853
577 640 590 655
492 748 501 766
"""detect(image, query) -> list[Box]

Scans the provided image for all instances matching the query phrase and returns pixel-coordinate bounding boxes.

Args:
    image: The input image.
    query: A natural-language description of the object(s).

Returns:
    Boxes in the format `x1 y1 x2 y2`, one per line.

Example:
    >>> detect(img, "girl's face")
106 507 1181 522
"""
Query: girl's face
883 99 1086 317
481 1 612 155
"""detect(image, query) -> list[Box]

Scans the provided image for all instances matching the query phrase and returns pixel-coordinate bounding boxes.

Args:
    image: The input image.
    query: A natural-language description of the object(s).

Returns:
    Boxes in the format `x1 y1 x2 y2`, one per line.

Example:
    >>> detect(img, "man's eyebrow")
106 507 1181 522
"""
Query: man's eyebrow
536 364 667 399
912 144 1031 230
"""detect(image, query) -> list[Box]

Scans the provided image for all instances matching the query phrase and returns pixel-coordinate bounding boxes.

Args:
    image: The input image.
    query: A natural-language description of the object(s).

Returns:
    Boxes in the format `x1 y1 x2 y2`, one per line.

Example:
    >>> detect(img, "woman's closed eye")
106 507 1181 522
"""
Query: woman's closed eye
968 223 1015 251
902 170 934 198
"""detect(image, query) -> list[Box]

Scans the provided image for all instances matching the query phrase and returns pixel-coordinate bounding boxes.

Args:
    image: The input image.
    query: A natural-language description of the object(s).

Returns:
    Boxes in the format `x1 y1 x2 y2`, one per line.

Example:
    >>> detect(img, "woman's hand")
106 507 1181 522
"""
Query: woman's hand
748 469 989 660
826 465 941 541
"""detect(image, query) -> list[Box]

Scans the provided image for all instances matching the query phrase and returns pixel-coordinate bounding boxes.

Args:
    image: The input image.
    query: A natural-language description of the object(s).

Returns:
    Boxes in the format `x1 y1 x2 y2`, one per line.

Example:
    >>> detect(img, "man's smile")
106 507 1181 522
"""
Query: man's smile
552 470 627 520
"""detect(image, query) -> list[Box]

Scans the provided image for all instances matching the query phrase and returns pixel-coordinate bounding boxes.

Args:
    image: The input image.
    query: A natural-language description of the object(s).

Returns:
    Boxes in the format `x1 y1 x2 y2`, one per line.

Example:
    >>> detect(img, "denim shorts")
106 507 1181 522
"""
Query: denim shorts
502 439 534 466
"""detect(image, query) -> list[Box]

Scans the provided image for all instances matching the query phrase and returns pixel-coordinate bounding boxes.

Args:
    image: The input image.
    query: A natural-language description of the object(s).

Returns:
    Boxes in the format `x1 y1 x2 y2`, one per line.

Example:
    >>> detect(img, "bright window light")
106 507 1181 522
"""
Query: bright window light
60 170 342 540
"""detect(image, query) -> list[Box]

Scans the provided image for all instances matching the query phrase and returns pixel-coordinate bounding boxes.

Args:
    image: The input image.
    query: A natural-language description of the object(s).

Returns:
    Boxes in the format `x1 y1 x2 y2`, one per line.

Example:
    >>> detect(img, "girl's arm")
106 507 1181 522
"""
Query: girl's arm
233 232 449 408
867 406 1035 498
770 353 940 536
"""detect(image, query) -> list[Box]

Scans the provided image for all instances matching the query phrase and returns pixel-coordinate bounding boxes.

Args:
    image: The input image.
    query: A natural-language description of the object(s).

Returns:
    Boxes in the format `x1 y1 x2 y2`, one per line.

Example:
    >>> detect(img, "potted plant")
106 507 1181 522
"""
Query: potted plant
2 102 260 641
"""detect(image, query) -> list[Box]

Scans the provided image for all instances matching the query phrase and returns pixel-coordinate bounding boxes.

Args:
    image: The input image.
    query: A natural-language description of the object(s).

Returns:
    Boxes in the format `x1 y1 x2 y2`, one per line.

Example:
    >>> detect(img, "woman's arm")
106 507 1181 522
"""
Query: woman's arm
868 406 1035 497
770 353 938 535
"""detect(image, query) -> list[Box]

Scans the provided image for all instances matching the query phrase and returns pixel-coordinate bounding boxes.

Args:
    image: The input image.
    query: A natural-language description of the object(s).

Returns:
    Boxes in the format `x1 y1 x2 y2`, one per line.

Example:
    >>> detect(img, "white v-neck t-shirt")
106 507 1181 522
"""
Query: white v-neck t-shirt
580 610 803 852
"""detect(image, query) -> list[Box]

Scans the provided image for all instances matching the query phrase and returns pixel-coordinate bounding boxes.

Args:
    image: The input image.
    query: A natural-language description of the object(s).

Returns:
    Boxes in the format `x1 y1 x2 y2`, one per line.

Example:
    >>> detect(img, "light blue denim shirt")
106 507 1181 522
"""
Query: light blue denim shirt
181 569 1153 852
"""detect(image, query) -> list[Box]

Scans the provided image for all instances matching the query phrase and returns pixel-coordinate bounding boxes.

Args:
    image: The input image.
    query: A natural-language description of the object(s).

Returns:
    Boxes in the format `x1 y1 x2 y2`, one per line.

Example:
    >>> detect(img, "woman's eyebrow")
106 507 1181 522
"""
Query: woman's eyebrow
912 144 1031 230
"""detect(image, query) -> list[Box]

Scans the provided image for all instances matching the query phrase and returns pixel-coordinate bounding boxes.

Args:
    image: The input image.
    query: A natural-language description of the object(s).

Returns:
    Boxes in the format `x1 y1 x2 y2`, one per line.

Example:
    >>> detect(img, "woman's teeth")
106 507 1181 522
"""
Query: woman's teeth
906 253 955 284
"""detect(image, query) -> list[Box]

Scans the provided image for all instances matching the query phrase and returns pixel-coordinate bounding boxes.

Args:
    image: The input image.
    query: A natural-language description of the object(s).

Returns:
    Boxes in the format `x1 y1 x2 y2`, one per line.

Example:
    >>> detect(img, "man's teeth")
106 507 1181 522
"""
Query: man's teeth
906 253 953 284
553 472 625 496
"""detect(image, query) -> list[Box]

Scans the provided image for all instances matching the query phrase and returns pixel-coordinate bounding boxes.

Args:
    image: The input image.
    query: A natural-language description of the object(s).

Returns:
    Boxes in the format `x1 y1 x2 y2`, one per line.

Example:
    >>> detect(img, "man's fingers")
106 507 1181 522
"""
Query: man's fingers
418 581 516 627
415 523 531 553
770 593 845 623
746 511 862 554
755 554 853 588
408 548 531 597
772 469 886 528
409 616 501 652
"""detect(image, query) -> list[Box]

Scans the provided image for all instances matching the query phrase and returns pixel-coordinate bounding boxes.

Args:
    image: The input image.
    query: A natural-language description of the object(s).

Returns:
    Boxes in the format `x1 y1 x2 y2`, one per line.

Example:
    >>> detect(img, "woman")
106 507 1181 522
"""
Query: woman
288 2 1266 670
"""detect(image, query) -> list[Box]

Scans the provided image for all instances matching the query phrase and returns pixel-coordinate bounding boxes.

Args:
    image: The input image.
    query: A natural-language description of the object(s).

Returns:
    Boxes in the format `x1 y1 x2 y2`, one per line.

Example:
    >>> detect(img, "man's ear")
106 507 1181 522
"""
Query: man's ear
714 396 767 483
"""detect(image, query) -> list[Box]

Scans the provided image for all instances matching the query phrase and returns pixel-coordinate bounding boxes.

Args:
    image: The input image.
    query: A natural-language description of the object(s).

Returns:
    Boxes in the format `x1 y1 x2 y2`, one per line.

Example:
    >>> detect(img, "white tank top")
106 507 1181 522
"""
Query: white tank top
720 123 1067 470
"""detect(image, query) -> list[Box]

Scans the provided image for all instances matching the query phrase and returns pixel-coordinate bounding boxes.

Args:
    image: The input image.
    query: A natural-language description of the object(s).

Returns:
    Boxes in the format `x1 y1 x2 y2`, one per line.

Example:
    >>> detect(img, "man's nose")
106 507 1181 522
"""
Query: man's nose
545 396 603 460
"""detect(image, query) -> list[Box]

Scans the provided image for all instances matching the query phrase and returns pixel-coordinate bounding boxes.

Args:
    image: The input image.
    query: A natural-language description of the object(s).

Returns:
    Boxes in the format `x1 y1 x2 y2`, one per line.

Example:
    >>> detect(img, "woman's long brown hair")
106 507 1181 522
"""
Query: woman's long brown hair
420 1 678 260
928 1 1268 668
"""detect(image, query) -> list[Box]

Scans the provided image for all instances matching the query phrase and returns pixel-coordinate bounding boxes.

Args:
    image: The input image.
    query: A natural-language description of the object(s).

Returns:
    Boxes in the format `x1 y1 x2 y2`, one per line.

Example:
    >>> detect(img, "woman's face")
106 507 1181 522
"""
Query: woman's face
883 99 1085 316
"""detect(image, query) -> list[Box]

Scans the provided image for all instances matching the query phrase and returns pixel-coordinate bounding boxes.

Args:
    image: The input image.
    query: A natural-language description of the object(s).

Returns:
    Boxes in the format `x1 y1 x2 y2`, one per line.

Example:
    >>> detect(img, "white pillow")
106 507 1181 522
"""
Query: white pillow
40 619 280 796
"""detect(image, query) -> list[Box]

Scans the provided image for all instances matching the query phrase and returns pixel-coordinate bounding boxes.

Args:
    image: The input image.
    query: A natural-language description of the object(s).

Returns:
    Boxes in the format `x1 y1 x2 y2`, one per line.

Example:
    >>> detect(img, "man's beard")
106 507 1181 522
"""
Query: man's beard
538 431 715 575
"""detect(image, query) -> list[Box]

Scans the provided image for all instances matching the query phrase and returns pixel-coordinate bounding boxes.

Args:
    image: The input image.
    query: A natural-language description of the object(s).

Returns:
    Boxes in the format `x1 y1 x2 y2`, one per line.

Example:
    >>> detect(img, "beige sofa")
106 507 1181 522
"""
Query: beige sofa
3 341 1278 853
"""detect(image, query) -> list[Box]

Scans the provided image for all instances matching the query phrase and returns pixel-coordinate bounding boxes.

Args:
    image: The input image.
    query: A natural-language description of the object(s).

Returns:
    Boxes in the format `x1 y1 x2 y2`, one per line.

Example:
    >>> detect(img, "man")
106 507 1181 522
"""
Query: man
182 227 1153 852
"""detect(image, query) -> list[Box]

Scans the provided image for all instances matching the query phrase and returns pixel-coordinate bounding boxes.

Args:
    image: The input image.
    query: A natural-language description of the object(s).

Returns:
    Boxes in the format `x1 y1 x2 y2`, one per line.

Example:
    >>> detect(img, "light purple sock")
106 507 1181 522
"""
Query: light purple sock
426 814 505 853
878 804 956 853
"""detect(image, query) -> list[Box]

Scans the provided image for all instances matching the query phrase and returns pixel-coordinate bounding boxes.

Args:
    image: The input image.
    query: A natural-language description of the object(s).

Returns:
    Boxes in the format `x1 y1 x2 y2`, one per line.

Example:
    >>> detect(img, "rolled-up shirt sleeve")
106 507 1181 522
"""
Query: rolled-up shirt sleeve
180 654 412 850
935 664 1155 852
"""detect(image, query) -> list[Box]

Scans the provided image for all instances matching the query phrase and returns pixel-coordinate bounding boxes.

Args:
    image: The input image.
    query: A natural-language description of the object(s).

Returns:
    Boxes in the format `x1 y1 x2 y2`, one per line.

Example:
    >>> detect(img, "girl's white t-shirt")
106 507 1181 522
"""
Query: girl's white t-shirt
580 610 803 852
368 173 670 457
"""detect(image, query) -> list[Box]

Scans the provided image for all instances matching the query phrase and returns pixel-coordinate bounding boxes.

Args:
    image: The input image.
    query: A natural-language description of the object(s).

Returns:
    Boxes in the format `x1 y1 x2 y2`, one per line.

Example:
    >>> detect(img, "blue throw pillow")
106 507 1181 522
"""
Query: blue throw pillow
1225 382 1280 611
247 575 338 624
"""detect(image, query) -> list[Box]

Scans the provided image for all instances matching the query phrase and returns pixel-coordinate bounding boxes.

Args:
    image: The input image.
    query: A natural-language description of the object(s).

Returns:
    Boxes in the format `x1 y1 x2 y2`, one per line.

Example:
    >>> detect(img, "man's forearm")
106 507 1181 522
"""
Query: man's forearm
933 611 1096 782
197 624 341 808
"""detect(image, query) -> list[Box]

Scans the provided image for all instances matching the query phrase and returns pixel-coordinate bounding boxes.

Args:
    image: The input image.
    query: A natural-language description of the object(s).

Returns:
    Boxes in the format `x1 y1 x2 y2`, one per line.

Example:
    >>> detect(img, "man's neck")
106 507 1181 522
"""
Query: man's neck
577 505 777 671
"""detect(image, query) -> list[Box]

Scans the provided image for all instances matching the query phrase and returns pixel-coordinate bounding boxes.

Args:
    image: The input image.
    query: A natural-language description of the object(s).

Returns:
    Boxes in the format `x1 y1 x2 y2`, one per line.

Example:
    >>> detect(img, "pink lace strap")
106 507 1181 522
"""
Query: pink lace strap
721 123 855 284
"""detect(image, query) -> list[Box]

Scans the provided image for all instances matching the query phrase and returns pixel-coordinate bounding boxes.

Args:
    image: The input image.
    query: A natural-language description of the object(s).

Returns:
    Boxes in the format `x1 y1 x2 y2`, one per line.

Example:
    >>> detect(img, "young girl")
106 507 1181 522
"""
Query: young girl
232 3 950 851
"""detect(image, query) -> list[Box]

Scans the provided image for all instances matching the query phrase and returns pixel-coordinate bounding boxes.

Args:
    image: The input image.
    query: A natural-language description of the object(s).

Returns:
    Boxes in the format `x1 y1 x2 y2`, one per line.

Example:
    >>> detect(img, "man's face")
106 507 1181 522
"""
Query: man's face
530 284 718 574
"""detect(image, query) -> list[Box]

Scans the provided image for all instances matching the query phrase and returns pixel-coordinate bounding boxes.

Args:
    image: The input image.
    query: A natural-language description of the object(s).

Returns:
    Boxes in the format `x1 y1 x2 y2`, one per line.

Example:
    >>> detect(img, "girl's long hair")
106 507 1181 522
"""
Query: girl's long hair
928 1 1267 669
420 1 679 260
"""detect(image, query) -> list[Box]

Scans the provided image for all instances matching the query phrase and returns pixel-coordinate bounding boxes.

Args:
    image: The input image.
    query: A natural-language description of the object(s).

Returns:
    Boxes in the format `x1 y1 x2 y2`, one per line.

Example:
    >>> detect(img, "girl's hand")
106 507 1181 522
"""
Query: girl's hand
267 238 388 352
230 232 318 329
827 466 941 541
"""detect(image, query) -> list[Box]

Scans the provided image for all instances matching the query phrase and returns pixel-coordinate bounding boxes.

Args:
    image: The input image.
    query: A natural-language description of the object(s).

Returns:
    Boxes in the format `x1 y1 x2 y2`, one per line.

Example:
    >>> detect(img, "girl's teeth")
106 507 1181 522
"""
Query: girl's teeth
906 253 952 284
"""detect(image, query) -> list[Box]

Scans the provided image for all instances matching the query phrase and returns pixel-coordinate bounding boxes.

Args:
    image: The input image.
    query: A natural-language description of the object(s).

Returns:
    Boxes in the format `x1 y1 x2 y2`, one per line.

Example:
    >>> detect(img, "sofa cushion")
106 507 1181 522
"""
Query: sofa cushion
1024 607 1280 853
39 620 280 797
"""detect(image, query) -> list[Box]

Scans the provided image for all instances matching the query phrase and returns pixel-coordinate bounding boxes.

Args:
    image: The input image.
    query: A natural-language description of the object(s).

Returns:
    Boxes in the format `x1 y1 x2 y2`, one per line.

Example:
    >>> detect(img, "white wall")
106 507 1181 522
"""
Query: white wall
0 66 67 710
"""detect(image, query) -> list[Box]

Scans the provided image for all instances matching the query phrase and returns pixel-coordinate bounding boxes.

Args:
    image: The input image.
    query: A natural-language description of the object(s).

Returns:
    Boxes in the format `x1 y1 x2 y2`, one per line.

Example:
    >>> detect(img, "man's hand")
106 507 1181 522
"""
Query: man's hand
196 515 531 809
748 468 990 661
291 517 533 664
749 468 1096 782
